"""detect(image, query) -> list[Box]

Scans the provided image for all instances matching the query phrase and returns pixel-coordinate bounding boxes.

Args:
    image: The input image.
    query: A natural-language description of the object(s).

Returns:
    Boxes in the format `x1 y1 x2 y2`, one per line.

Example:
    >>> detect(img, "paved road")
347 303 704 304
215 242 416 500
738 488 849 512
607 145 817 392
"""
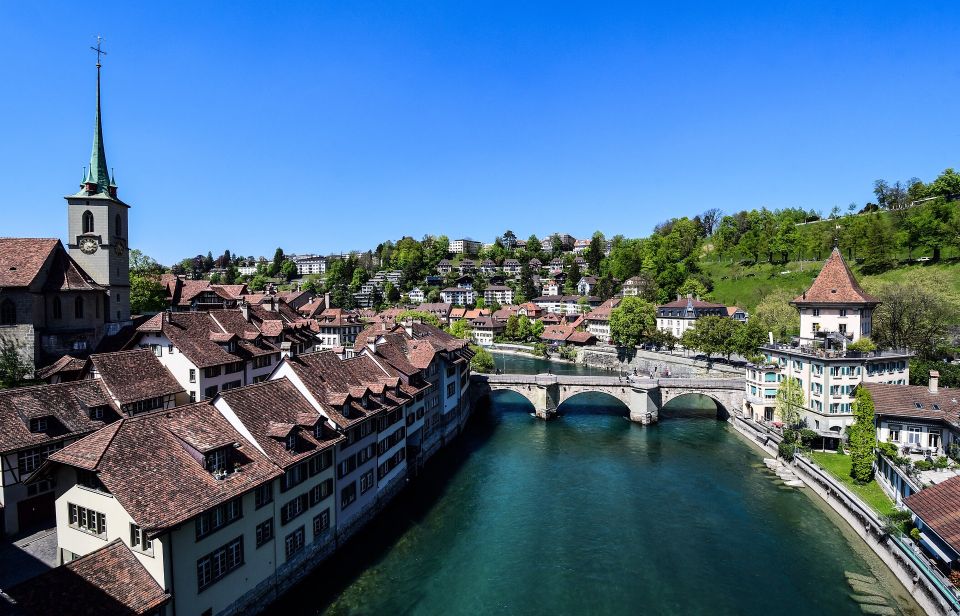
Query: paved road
0 526 57 590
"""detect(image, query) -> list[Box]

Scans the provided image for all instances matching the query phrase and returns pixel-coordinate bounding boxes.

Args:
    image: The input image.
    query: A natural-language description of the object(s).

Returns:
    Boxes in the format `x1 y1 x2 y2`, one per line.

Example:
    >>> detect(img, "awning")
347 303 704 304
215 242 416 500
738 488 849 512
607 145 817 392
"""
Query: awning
920 533 958 564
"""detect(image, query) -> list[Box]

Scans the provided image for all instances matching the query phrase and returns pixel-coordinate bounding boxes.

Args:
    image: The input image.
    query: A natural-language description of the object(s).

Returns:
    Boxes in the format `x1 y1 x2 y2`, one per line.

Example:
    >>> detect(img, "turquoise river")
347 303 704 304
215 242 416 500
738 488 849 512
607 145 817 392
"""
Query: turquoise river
266 353 921 615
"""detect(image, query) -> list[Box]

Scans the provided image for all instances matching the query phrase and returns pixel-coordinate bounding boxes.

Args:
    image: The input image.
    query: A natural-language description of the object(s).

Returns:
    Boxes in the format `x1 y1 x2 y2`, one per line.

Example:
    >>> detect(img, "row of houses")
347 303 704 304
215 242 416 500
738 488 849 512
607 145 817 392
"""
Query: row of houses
2 320 474 616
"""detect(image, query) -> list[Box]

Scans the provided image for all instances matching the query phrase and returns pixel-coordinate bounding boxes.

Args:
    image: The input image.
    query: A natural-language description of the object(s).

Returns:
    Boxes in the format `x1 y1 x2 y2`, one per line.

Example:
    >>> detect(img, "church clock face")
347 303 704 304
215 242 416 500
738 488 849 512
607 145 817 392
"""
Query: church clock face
114 239 125 257
79 237 99 254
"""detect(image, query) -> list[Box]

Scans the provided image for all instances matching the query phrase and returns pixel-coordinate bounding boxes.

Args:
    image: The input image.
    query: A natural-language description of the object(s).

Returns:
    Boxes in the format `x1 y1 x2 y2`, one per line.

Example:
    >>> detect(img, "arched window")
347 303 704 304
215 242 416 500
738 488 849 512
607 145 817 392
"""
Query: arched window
75 296 84 319
0 299 15 325
82 211 94 234
52 297 62 319
115 214 122 237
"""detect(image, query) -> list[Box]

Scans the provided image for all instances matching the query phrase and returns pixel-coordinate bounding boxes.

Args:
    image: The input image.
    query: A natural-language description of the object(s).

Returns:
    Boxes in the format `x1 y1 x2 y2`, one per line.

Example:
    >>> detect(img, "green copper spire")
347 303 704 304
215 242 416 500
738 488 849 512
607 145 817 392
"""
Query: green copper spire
83 38 111 194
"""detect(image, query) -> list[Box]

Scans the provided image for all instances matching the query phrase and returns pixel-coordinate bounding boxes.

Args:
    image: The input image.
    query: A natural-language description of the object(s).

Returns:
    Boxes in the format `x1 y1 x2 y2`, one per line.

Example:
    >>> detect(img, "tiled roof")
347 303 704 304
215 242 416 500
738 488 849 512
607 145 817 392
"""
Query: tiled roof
35 354 87 380
217 378 341 469
137 311 278 369
567 331 596 344
586 298 621 321
0 380 118 454
0 238 58 288
40 244 103 292
793 248 879 305
45 403 281 533
863 383 960 423
90 349 184 407
657 298 726 309
905 475 960 553
6 539 170 616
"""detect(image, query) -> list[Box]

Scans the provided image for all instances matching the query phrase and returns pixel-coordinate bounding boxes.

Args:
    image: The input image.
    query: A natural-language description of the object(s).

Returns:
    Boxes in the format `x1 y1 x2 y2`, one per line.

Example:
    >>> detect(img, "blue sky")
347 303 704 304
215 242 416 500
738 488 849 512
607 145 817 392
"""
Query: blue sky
2 1 958 265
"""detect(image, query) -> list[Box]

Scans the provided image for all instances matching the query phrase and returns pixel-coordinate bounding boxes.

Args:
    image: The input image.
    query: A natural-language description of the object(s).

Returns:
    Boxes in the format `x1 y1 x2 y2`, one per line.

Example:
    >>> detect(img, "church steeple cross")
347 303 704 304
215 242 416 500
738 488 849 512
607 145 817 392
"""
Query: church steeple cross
90 35 106 68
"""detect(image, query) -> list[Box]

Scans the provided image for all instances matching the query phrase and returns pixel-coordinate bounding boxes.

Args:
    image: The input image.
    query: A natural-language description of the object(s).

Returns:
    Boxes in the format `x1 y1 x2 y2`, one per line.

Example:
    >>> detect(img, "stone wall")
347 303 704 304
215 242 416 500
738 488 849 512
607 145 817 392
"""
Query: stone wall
578 346 743 378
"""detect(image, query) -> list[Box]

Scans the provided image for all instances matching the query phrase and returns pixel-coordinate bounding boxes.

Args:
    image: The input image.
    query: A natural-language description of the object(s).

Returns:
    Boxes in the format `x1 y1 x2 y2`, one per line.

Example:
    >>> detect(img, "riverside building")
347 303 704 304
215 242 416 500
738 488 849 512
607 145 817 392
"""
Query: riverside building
743 248 911 433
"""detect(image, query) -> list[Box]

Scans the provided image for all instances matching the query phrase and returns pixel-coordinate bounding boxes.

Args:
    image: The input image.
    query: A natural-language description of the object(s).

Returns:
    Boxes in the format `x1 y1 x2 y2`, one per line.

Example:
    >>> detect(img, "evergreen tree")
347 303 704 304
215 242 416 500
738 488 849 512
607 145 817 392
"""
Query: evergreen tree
849 386 877 483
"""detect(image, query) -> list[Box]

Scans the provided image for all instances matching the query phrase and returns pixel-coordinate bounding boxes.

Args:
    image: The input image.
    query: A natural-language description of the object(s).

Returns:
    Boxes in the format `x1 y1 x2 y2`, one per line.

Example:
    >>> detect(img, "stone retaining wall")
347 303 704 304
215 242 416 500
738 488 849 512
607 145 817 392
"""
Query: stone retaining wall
578 346 743 378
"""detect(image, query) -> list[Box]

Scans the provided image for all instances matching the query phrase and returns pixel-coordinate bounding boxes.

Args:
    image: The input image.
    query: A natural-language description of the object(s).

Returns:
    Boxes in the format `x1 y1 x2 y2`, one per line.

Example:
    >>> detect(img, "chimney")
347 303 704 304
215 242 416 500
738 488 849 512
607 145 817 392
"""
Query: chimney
240 301 249 322
366 336 377 353
281 341 295 359
324 292 331 310
929 370 939 395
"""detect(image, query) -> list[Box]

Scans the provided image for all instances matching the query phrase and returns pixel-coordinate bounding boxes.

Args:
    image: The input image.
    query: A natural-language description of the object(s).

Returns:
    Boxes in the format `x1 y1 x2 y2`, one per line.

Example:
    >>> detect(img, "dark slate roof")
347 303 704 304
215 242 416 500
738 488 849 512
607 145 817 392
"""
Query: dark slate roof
905 475 960 553
793 248 879 305
44 403 280 533
90 349 184 406
6 539 170 616
0 380 118 454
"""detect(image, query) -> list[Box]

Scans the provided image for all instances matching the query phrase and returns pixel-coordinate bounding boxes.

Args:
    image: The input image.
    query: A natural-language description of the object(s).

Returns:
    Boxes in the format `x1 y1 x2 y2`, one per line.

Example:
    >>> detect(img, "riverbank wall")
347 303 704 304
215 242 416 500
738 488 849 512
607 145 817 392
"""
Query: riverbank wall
731 415 960 616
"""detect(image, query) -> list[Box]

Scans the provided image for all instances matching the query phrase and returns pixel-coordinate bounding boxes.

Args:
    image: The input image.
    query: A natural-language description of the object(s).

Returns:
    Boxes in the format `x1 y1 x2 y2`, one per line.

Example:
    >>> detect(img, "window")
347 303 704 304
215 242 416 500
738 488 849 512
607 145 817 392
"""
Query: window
17 443 62 474
313 509 330 537
68 503 107 538
285 433 297 451
308 450 332 476
840 308 847 317
189 391 197 403
130 524 153 554
907 426 922 445
75 296 84 319
195 498 243 540
360 470 375 494
0 299 15 324
255 483 273 509
204 385 218 400
204 366 222 379
256 519 274 548
281 494 308 525
285 527 305 559
82 210 94 233
340 482 357 509
77 469 109 493
447 382 456 398
281 461 308 492
196 537 243 591
205 448 229 474
189 369 196 383
53 297 62 319
310 479 333 506
812 308 820 317
115 214 122 237
28 417 49 433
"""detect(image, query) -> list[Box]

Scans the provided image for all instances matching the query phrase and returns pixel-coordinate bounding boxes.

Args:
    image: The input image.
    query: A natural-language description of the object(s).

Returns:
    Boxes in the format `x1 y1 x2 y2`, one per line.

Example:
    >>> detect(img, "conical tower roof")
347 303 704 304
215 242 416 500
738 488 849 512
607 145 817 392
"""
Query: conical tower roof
793 248 879 305
82 62 111 194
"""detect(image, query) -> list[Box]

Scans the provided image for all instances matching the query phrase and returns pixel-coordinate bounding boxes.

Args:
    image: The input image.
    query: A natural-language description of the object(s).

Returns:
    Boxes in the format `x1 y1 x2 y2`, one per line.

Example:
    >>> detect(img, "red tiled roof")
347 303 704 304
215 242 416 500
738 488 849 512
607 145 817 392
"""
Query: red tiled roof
6 539 170 615
863 382 960 423
793 248 879 305
46 402 281 533
0 238 59 287
35 354 87 380
0 380 118 454
905 475 960 553
90 349 184 407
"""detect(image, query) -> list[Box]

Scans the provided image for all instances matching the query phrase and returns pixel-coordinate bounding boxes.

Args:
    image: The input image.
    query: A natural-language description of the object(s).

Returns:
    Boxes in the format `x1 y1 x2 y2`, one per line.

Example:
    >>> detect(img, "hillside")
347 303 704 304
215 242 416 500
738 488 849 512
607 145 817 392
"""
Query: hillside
703 257 960 313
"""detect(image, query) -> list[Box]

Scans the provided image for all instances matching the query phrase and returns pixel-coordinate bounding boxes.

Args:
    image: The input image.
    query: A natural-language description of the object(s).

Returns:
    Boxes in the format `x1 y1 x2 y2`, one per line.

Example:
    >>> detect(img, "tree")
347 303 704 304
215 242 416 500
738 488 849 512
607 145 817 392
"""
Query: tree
728 321 766 361
865 272 960 359
272 248 286 274
383 282 401 304
753 290 799 343
677 277 709 299
525 235 543 260
700 208 722 236
249 274 268 292
129 249 163 275
280 259 298 281
517 262 538 303
529 319 544 341
775 376 804 427
565 260 581 295
394 310 441 327
550 235 564 258
223 265 239 285
470 345 495 373
585 232 605 273
449 319 471 340
609 297 656 347
130 274 168 315
849 386 877 483
504 314 520 340
0 341 32 389
209 273 222 284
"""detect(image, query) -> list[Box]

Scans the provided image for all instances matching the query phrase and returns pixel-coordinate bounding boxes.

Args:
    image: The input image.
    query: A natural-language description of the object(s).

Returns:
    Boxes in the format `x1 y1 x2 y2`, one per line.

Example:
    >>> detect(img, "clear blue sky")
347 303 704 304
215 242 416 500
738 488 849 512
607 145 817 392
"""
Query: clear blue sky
2 1 958 265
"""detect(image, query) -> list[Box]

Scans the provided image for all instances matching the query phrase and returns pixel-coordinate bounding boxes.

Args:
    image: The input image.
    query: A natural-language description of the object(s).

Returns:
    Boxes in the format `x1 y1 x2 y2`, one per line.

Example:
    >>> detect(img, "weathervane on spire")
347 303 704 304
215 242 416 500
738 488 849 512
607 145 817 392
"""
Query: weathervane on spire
91 35 106 68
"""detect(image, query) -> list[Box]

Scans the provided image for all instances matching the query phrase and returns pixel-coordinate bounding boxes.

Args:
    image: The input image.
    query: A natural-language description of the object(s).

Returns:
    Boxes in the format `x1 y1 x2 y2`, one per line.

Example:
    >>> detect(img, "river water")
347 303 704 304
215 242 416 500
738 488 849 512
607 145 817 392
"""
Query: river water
267 353 919 615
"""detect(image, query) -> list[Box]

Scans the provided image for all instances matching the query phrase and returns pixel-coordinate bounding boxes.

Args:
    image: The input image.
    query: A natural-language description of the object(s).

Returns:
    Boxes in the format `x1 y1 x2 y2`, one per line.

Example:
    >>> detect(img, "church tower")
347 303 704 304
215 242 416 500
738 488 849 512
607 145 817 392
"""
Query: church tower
66 40 130 325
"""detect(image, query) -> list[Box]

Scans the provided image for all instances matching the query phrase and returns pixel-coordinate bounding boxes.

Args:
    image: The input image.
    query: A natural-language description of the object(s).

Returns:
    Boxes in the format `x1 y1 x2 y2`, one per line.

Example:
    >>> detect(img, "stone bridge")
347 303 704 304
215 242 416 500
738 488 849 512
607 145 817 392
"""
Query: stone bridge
470 373 744 424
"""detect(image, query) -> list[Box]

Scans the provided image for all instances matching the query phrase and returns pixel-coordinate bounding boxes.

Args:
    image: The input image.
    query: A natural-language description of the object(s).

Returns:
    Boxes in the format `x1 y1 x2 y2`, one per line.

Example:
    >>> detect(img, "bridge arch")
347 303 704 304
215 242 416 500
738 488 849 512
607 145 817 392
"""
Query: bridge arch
556 390 632 416
660 392 730 420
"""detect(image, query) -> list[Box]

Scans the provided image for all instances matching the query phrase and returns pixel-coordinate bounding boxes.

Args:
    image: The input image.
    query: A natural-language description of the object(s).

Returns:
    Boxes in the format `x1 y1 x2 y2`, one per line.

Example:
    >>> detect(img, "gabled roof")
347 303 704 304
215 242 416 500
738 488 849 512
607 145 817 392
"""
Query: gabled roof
90 349 184 407
863 382 960 423
6 539 170 616
0 238 101 291
35 354 88 381
793 248 879 305
905 475 960 553
45 402 280 533
0 380 118 454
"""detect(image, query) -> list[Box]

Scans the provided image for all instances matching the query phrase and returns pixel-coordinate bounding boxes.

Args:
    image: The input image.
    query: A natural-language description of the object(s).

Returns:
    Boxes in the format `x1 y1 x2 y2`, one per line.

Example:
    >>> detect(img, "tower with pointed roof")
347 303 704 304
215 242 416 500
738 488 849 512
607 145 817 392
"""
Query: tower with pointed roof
66 46 130 325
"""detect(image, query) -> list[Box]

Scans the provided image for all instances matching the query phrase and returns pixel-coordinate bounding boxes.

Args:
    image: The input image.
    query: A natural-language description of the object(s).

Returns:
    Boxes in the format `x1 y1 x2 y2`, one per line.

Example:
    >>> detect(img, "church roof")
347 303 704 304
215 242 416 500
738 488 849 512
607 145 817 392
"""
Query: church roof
793 248 879 306
0 238 102 291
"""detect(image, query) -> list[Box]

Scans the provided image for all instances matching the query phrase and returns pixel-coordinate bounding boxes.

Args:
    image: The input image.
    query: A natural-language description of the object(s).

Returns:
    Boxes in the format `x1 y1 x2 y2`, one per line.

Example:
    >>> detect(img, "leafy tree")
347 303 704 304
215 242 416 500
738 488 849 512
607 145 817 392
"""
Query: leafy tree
865 272 960 359
129 249 164 275
677 277 709 299
475 297 486 309
470 345 495 373
550 235 564 258
426 287 441 303
280 259 298 281
383 282 401 304
517 262 538 303
680 316 738 358
609 297 656 347
272 247 286 273
249 274 268 292
729 321 767 361
449 319 471 340
585 232 605 273
223 265 239 285
0 341 32 389
394 310 441 327
529 319 544 340
847 337 877 354
565 260 581 294
775 376 804 428
209 273 222 284
753 290 799 343
849 387 877 483
130 273 168 314
525 235 543 260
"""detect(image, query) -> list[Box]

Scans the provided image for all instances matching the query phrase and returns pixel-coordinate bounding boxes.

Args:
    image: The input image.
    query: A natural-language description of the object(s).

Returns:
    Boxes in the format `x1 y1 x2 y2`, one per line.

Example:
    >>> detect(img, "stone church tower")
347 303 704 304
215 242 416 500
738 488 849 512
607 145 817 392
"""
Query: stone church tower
65 51 130 325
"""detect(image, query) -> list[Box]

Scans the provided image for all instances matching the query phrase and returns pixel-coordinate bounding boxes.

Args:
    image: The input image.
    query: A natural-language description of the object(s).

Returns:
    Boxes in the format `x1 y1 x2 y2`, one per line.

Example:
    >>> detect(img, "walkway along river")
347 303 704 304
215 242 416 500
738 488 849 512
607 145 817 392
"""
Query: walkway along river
265 353 921 615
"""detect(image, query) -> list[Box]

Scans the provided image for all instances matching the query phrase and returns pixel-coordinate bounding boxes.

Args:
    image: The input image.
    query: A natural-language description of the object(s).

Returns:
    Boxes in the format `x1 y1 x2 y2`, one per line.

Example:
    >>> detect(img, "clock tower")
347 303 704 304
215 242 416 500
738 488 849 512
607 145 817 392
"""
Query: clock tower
66 41 130 325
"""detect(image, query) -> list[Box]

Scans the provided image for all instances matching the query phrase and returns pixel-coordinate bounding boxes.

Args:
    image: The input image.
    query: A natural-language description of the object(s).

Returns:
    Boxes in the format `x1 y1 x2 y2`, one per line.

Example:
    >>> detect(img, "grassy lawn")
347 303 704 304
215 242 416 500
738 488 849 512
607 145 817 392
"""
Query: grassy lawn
808 451 896 517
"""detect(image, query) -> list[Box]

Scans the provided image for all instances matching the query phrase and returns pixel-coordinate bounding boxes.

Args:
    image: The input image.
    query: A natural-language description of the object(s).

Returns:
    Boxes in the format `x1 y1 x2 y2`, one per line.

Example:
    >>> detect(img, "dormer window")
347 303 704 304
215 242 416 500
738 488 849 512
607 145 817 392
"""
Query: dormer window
285 433 298 451
915 402 923 409
205 447 230 475
29 417 48 433
343 403 351 416
933 404 941 411
362 394 369 409
314 423 324 439
90 406 106 420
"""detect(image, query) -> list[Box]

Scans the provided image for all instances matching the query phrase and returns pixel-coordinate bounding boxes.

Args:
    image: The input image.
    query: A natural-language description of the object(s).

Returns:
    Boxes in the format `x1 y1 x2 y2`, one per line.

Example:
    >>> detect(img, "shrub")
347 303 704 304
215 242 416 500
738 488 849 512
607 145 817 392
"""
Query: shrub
910 527 921 542
914 460 934 472
950 443 960 464
799 429 818 446
778 441 797 462
935 456 950 470
782 428 798 444
877 442 899 459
